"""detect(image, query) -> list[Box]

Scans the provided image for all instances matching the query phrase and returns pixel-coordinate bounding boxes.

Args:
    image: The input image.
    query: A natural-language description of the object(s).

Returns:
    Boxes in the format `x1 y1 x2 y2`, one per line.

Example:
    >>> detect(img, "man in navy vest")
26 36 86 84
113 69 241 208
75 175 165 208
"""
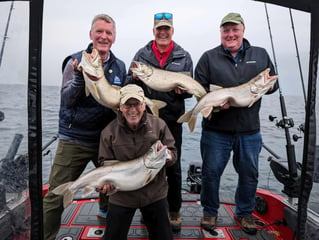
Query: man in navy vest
43 13 126 240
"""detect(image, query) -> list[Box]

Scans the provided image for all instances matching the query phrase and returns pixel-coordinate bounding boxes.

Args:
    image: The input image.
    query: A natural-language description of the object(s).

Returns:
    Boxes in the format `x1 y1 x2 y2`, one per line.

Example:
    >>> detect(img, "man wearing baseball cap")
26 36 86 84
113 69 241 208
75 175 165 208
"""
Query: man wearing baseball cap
97 84 177 240
126 13 193 232
195 12 279 235
220 12 245 26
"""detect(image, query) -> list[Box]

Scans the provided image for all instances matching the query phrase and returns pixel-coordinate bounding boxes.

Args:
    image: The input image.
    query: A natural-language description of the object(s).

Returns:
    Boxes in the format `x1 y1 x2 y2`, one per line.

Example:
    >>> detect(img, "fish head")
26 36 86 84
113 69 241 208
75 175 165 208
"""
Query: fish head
130 61 153 80
143 140 169 169
250 68 278 94
78 48 104 81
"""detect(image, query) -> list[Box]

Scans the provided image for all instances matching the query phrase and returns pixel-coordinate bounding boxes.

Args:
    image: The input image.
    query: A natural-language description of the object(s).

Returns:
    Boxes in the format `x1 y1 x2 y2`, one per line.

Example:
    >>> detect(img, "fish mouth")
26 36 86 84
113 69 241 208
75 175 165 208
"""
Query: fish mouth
131 61 139 68
130 61 142 73
130 61 153 77
82 48 100 65
83 71 99 81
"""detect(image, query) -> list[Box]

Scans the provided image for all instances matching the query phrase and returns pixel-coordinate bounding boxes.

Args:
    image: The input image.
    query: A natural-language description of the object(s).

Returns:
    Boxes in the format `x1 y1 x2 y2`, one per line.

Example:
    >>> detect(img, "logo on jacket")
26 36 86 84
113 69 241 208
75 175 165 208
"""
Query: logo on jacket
113 76 122 86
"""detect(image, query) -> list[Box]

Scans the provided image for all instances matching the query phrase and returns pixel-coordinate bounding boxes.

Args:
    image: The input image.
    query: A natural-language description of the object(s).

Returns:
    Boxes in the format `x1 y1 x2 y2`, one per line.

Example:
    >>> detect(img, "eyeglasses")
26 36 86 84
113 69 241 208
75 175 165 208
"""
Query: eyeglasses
154 13 173 20
123 102 143 110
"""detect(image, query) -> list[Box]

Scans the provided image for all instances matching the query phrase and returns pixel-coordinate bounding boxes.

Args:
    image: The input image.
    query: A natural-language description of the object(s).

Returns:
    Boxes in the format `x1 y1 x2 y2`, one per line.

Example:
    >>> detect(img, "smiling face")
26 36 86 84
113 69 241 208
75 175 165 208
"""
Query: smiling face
220 23 245 56
153 26 174 50
119 98 146 130
90 19 116 61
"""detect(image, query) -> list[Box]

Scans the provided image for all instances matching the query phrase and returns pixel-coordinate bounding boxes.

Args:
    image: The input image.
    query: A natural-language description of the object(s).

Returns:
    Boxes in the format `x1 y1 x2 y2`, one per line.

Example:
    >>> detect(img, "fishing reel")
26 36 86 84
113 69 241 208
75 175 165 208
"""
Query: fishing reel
269 115 294 129
186 162 202 194
292 123 305 142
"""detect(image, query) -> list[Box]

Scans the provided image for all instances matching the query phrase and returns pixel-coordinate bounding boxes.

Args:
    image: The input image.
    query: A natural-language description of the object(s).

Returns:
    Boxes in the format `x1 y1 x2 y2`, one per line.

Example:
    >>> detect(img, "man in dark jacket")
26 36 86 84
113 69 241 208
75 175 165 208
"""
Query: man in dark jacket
125 12 193 232
97 84 177 240
195 12 279 235
43 14 126 240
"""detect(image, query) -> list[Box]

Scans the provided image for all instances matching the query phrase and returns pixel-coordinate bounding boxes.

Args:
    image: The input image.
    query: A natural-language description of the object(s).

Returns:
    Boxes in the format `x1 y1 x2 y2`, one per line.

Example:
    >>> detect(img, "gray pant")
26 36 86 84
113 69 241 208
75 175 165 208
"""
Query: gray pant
43 140 103 240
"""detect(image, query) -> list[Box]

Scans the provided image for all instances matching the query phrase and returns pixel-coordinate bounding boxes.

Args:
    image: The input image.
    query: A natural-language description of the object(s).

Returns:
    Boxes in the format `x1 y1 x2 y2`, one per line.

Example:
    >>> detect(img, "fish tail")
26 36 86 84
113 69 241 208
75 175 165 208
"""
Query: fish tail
188 115 197 132
148 99 166 117
177 110 193 123
52 182 75 208
148 105 159 117
177 111 197 132
195 95 202 102
62 189 75 208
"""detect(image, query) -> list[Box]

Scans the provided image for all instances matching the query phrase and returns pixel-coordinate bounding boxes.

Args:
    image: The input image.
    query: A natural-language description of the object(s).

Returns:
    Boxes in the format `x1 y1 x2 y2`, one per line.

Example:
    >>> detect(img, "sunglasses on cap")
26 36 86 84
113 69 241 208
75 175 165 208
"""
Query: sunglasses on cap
154 12 173 20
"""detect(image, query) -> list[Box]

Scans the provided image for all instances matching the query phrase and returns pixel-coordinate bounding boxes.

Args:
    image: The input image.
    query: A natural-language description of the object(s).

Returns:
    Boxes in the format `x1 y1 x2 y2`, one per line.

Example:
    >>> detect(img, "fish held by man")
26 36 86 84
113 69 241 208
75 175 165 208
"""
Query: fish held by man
78 48 121 110
78 49 166 116
177 68 278 132
130 61 207 101
52 140 170 208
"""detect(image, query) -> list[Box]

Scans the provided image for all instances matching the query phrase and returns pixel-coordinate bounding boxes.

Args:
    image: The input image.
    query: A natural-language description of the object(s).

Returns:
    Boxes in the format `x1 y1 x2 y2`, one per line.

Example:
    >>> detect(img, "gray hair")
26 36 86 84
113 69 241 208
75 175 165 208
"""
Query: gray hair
91 14 116 33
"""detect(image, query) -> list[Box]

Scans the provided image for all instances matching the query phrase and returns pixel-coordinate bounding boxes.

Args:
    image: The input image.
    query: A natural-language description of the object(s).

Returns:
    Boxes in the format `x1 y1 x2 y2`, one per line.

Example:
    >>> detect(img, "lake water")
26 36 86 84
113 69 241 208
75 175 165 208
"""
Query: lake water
0 83 318 212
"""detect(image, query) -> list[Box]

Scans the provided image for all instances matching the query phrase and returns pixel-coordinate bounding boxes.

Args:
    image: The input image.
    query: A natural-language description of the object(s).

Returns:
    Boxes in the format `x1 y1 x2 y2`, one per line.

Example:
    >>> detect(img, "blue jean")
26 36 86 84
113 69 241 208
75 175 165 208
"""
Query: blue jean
200 130 262 217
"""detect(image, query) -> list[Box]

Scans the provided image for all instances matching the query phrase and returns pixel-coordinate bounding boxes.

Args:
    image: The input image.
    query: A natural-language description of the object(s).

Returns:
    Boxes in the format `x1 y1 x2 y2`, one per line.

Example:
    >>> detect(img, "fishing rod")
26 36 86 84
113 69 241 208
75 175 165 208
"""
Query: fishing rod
0 1 14 68
264 3 299 196
289 8 307 104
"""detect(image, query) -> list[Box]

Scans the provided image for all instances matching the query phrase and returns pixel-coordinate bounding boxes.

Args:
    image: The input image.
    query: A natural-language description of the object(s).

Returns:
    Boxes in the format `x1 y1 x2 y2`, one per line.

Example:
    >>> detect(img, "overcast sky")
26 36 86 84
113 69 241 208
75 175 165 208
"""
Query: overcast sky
0 0 311 96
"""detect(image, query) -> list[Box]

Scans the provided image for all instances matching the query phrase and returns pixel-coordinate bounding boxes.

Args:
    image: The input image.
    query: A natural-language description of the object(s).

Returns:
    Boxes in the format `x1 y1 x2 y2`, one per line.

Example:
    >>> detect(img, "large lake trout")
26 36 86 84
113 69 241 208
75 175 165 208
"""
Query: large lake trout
130 61 207 101
52 140 170 208
78 49 166 116
177 68 278 132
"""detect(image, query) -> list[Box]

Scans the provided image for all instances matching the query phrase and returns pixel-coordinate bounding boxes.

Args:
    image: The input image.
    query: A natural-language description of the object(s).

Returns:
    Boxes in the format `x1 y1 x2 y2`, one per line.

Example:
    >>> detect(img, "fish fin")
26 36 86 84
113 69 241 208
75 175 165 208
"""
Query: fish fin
102 160 121 166
63 190 75 208
85 86 90 97
92 83 101 99
201 106 213 118
144 171 153 185
179 71 192 77
147 99 167 117
111 84 121 89
176 85 187 92
152 99 167 109
177 111 193 123
247 99 257 108
209 84 223 92
52 182 75 209
81 186 94 197
52 182 74 195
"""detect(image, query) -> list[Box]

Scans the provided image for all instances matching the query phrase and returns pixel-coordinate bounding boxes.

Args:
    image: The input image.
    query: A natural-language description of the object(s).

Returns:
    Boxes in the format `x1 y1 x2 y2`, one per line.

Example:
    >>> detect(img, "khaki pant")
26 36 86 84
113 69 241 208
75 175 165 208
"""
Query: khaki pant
43 140 108 240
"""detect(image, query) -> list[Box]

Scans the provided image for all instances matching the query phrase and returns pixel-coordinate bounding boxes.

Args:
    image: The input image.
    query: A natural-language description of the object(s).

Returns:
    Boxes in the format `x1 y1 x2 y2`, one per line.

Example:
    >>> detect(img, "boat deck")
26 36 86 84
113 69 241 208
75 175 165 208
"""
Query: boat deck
56 191 282 240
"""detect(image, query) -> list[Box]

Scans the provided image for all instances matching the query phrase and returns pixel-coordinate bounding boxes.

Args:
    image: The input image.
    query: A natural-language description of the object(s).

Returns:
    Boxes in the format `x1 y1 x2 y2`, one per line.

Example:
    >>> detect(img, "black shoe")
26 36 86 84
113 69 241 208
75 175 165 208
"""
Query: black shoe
236 215 257 235
200 216 217 231
169 212 181 232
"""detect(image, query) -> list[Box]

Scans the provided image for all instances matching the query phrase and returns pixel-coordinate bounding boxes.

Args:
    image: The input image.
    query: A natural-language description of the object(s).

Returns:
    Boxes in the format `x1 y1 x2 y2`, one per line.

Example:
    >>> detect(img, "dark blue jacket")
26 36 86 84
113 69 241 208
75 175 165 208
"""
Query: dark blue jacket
58 43 126 146
126 40 193 122
195 39 279 135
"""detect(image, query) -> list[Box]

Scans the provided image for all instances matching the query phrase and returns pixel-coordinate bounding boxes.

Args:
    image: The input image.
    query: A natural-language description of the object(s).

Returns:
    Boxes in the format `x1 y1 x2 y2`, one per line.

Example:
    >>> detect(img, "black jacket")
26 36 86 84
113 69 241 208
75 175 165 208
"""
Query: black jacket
195 39 279 135
58 43 126 146
126 40 193 122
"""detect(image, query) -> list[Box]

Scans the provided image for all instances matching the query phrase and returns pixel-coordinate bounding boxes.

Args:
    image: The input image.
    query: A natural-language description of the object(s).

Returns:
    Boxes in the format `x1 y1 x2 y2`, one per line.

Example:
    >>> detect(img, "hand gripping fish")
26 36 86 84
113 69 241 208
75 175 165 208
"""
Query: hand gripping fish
177 68 278 132
78 49 166 116
130 61 207 101
52 140 170 208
